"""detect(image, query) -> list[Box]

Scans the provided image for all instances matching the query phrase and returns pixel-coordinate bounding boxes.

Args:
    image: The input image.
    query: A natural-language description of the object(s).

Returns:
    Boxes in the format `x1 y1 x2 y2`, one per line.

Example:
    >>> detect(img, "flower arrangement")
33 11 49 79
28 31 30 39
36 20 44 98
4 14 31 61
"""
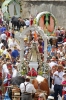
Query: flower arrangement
42 62 50 73
38 62 50 78
38 68 43 76
20 61 27 75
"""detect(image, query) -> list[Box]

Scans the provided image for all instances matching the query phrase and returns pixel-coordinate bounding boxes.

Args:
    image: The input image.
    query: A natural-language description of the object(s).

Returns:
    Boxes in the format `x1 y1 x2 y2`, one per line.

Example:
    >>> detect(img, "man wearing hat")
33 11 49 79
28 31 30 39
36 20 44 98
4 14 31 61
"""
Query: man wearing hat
52 64 63 100
20 75 36 100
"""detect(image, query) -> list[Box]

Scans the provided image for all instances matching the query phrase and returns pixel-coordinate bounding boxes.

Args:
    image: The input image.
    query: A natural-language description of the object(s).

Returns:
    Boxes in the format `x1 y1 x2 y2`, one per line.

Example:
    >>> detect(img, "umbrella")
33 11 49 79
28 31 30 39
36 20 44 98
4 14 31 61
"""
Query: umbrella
10 76 25 86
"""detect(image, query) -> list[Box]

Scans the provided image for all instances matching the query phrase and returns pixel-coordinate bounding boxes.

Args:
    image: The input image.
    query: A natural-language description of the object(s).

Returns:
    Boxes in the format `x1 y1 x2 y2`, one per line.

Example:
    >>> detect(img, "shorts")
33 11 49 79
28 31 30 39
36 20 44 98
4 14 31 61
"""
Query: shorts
62 90 66 95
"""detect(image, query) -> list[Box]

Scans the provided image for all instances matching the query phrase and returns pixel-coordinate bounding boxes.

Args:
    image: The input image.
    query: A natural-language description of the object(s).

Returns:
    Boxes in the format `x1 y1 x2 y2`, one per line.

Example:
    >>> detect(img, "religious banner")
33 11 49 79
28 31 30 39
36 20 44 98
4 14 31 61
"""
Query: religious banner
36 11 56 35
2 0 21 19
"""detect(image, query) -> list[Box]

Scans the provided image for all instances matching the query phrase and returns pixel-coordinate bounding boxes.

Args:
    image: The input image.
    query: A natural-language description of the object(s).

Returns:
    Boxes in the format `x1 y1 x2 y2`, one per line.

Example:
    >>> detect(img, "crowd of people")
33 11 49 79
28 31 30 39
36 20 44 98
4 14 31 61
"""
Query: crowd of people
47 27 66 100
0 7 66 100
23 26 66 100
0 12 21 99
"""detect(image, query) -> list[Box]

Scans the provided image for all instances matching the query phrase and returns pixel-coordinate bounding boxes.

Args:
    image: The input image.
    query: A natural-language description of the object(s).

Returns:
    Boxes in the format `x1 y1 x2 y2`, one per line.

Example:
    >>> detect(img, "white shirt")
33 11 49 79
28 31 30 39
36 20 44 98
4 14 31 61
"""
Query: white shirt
3 49 7 55
8 39 20 51
52 71 63 85
7 38 13 44
62 77 66 91
49 61 57 69
2 64 9 76
12 68 18 78
2 64 18 78
0 43 3 49
20 82 36 93
1 33 7 40
25 20 30 26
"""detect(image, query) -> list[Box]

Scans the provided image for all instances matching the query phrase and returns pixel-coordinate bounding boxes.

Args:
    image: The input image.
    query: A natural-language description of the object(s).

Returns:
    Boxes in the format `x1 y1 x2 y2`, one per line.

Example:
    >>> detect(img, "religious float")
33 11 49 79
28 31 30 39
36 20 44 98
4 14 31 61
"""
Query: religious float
1 0 22 20
15 26 50 84
6 26 50 100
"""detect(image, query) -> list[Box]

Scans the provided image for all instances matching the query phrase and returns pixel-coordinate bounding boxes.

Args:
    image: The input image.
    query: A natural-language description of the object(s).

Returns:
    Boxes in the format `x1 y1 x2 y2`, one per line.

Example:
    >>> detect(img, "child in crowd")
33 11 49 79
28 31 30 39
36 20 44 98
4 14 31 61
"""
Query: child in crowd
61 72 66 100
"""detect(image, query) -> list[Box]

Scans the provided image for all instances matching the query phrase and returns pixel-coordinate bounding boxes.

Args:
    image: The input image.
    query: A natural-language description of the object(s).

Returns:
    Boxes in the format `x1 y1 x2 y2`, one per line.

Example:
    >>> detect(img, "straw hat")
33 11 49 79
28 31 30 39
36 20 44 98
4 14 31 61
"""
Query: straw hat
24 37 28 41
58 43 62 47
57 64 63 69
51 56 56 61
14 45 17 49
25 76 30 79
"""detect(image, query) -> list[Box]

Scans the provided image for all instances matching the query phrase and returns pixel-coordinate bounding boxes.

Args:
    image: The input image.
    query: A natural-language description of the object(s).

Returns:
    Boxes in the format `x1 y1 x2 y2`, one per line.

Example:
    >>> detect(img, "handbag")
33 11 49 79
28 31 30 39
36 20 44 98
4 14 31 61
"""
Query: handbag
58 94 62 100
50 84 54 94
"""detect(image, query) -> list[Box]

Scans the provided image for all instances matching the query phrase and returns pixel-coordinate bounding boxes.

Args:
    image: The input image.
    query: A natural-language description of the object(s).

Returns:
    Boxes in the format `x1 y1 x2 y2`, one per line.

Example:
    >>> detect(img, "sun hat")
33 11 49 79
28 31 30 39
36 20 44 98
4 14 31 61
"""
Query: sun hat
25 76 30 79
58 43 62 47
50 56 56 61
57 64 63 68
24 37 28 41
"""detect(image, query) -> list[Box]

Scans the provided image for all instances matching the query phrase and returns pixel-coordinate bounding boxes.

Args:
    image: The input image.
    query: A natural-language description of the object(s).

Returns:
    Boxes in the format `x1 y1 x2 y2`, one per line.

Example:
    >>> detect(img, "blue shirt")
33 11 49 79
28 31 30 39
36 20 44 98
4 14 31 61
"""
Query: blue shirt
42 41 44 52
11 50 20 58
47 45 52 52
0 27 6 34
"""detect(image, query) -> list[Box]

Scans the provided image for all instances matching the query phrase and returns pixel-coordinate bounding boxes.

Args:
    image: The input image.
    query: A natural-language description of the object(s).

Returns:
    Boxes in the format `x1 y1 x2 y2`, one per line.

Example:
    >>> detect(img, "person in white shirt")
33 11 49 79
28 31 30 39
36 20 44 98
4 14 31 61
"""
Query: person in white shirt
0 41 4 49
2 60 18 79
0 32 8 48
2 60 11 79
25 19 30 27
20 76 36 100
12 67 18 78
52 64 63 100
1 33 7 41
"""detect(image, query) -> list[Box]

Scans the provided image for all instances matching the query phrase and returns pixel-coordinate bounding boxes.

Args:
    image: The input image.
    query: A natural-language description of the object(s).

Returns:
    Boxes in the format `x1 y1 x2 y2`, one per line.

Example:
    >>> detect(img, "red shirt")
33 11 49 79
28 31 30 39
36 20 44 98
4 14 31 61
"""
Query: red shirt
63 38 66 42
5 31 10 39
38 46 43 53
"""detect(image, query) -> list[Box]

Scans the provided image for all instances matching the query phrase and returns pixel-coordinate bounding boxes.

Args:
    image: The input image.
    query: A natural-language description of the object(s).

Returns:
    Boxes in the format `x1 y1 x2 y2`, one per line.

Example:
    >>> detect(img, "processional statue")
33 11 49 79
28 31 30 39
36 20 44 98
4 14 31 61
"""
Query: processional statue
30 41 38 62
29 41 39 71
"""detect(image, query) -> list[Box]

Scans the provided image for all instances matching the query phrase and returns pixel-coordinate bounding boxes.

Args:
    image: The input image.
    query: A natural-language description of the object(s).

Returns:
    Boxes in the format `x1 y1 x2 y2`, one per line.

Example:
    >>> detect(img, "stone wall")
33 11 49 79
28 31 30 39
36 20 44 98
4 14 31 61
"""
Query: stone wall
24 0 66 1
21 1 66 28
